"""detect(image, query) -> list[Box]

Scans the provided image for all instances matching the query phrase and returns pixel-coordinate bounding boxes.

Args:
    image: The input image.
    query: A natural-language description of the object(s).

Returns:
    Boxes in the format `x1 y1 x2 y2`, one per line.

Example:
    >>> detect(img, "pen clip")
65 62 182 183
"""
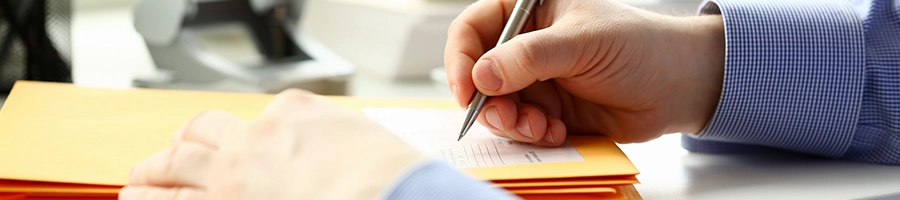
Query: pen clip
539 0 543 6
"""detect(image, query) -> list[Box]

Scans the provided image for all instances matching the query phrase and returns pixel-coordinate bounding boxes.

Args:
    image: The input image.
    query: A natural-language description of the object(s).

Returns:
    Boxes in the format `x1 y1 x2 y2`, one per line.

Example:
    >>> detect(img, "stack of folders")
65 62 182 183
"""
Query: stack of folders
470 135 642 200
0 81 641 199
365 108 642 200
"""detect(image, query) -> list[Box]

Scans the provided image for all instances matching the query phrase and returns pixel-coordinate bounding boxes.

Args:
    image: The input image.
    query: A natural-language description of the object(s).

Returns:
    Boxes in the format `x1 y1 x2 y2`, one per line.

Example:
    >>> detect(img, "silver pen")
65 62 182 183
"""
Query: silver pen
458 0 542 141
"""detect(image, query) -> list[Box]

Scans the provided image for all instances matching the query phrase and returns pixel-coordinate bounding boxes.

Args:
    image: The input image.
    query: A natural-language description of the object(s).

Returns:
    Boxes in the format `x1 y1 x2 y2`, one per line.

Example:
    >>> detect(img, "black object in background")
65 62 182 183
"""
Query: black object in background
0 0 72 95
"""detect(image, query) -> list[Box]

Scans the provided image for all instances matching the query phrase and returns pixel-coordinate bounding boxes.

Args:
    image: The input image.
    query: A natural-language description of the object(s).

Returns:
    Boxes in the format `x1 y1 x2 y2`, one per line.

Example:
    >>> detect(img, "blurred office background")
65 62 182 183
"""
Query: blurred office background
0 0 701 108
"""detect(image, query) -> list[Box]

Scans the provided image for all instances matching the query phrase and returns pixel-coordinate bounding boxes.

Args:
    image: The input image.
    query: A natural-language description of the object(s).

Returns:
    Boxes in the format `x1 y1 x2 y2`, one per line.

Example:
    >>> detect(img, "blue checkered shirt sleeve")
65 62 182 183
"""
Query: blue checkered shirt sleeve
683 0 900 165
380 160 518 200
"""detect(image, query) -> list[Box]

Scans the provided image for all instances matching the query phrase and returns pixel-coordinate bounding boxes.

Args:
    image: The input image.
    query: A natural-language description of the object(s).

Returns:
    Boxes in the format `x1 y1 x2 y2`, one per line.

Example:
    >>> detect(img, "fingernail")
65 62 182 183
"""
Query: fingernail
543 134 555 144
473 59 501 91
118 187 135 200
516 115 533 139
485 106 502 130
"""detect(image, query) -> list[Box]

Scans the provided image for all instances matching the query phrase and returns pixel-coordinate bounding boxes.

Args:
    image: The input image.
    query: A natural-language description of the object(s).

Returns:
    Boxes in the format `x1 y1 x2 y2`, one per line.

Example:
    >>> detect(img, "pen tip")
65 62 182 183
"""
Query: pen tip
457 134 464 141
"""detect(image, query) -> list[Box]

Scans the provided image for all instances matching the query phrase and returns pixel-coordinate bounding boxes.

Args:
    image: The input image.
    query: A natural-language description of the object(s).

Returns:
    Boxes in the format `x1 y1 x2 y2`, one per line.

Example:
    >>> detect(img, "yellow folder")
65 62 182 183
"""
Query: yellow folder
0 81 641 199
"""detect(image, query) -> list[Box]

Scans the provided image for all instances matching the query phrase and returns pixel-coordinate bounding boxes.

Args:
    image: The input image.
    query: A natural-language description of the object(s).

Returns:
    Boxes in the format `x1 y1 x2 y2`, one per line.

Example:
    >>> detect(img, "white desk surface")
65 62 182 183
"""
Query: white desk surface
620 134 900 200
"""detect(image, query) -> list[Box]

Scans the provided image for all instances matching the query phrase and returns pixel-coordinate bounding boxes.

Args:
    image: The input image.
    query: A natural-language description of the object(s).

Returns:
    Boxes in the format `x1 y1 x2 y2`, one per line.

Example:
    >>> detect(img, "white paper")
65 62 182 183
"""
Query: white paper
363 108 585 168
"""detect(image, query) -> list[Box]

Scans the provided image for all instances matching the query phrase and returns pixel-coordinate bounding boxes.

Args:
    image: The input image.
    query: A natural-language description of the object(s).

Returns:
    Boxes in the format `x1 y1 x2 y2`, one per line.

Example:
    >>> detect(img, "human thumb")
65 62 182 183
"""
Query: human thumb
472 27 581 96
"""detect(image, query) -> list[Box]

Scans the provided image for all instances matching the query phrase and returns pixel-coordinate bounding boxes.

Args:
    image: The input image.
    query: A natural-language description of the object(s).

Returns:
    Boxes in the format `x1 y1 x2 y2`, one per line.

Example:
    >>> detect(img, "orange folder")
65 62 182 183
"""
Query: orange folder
0 81 641 199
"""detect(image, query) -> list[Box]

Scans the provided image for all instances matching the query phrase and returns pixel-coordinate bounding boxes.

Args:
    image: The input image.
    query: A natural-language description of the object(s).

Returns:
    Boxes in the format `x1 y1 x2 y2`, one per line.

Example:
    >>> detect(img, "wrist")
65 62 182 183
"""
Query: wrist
665 14 725 134
296 121 426 199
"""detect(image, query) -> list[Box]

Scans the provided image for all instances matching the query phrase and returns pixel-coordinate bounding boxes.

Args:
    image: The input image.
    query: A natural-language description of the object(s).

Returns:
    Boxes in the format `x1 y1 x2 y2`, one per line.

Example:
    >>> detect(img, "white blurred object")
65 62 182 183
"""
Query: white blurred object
132 0 354 95
302 0 468 80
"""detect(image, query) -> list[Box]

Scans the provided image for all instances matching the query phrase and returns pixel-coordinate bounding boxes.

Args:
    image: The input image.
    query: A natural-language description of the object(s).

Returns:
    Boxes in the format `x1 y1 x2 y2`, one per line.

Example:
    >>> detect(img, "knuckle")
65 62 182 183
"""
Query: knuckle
515 38 547 77
165 144 209 182
160 147 179 181
174 112 211 141
277 88 314 100
447 19 462 35
276 88 323 107
267 89 320 115
245 117 281 136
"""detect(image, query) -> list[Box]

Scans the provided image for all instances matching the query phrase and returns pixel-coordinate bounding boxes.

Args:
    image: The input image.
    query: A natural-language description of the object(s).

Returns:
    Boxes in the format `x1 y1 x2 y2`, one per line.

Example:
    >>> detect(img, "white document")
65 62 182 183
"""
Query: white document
363 108 585 168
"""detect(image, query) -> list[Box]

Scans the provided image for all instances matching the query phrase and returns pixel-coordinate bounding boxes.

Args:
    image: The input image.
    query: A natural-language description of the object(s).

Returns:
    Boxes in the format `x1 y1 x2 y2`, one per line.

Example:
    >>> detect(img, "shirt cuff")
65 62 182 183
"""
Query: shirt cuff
380 160 518 200
690 0 866 158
